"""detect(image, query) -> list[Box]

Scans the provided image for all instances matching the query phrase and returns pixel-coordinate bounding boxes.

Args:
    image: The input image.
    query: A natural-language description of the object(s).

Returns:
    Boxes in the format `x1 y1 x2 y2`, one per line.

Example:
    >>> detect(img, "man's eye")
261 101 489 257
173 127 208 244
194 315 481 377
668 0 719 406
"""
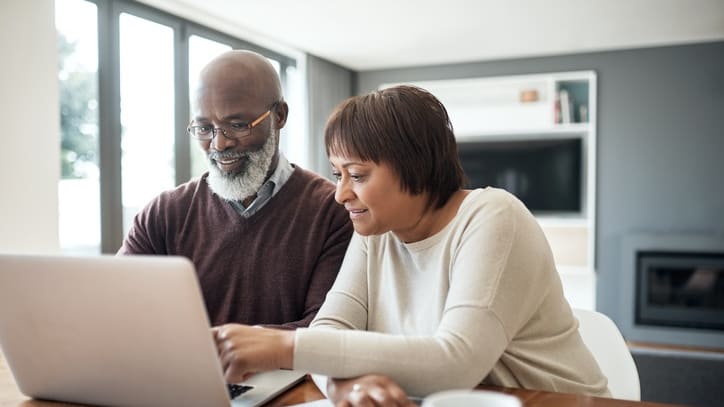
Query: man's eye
196 126 213 134
230 122 249 130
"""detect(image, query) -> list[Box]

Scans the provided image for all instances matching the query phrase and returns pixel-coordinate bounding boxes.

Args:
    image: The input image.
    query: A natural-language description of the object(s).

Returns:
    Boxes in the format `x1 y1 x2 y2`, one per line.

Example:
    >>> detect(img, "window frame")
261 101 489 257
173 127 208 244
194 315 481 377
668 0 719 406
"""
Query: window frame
76 0 296 252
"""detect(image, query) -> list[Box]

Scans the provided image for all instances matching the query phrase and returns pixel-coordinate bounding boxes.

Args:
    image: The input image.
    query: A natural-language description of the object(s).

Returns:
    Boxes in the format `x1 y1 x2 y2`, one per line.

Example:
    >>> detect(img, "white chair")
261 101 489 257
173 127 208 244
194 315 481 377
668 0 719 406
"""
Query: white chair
572 308 641 401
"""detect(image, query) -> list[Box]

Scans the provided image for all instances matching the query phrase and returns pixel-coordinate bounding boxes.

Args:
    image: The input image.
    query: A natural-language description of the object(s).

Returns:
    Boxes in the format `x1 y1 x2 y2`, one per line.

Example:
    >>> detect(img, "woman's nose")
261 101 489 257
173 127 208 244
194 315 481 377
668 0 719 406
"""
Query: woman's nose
334 179 353 205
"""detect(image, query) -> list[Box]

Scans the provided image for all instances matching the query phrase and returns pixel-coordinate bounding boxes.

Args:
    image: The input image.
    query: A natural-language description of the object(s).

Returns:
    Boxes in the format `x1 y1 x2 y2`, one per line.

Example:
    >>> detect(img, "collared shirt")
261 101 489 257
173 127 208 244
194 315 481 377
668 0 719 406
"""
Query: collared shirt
229 154 294 218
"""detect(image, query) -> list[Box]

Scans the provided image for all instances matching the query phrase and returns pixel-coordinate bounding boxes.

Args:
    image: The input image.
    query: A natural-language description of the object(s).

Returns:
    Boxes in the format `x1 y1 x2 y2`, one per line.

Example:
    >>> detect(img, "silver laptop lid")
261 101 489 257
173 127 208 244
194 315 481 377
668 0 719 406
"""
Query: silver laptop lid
0 254 231 407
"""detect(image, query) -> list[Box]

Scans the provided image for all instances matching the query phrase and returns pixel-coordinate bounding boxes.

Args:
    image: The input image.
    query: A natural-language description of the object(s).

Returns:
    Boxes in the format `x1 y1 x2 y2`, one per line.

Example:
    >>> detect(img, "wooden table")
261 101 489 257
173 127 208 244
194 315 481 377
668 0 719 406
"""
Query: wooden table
2 351 684 407
266 378 686 407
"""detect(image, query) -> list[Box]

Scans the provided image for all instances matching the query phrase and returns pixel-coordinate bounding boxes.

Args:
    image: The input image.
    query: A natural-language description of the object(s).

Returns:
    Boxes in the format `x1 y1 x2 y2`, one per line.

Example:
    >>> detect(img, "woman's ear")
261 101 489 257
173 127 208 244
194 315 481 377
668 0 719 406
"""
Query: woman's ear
273 100 289 129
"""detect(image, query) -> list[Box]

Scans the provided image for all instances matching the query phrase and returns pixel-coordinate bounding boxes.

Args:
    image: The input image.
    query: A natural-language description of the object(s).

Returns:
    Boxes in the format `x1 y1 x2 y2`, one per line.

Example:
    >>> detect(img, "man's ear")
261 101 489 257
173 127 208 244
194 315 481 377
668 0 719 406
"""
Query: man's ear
273 100 289 129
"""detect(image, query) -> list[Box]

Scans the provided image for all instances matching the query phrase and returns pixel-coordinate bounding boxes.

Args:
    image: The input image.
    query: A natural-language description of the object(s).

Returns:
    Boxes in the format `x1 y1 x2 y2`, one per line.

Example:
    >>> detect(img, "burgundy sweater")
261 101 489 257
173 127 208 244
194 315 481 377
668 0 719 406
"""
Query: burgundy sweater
118 166 353 328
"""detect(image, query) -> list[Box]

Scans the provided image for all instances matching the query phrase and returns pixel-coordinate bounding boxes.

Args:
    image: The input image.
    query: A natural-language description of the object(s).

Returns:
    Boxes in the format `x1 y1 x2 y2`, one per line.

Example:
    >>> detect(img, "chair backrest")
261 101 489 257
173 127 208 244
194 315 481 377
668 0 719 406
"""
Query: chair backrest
572 308 641 401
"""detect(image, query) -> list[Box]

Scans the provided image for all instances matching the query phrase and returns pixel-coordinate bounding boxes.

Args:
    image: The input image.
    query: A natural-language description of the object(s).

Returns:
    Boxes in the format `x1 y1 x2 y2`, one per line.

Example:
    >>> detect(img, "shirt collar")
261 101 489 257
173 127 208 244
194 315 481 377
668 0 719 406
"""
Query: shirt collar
230 153 294 217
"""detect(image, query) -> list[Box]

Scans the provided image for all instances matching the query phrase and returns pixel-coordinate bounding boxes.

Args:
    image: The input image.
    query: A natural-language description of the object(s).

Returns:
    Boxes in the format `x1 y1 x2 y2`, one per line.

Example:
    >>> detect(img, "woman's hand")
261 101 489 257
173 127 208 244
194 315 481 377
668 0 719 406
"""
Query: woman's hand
211 324 295 383
327 375 417 406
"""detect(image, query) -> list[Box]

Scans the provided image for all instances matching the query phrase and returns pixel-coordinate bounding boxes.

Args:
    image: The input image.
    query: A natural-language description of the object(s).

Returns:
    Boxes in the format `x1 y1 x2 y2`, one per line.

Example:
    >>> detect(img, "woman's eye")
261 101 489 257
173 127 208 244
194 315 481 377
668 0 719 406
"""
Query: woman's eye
331 172 342 181
349 174 364 182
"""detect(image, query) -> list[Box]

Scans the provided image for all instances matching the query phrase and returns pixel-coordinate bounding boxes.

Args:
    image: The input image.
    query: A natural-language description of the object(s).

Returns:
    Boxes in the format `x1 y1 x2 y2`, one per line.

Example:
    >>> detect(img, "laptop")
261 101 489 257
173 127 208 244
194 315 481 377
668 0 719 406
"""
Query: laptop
0 254 306 407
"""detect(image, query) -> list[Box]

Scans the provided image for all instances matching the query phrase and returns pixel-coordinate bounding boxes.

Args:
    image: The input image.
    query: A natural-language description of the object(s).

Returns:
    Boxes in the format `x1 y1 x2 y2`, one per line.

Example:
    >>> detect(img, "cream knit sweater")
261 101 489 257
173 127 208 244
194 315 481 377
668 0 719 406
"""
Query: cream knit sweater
294 188 610 398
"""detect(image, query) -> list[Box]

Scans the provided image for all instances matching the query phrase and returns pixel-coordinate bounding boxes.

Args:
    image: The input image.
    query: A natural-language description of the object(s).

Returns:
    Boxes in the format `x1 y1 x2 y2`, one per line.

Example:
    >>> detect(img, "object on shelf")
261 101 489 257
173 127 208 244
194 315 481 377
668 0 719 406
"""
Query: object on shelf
579 104 589 123
559 89 572 123
519 89 539 103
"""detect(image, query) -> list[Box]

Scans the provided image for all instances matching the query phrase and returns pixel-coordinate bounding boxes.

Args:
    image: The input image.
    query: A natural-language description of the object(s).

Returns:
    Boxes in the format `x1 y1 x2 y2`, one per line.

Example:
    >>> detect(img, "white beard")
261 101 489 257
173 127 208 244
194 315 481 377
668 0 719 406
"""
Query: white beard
206 132 278 202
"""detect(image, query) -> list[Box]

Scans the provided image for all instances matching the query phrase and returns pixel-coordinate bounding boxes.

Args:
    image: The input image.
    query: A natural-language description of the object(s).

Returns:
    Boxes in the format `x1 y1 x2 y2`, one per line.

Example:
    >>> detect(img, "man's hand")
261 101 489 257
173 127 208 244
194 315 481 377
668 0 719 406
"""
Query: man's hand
327 374 417 407
211 323 295 383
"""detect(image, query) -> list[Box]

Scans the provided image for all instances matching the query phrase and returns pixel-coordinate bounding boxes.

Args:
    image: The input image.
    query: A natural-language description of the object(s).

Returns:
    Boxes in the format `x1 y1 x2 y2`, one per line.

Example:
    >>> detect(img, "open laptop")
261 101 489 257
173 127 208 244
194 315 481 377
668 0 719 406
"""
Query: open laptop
0 254 306 407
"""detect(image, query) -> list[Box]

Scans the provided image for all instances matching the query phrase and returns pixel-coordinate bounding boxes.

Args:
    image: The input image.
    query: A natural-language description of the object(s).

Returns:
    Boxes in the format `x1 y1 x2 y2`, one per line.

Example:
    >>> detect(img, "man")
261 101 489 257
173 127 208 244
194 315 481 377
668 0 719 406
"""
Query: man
119 50 353 329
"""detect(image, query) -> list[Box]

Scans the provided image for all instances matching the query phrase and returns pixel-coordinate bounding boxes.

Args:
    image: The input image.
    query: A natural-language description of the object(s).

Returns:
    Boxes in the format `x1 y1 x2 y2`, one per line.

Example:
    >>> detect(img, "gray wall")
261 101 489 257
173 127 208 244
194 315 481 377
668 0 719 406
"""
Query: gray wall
306 54 355 176
355 41 724 331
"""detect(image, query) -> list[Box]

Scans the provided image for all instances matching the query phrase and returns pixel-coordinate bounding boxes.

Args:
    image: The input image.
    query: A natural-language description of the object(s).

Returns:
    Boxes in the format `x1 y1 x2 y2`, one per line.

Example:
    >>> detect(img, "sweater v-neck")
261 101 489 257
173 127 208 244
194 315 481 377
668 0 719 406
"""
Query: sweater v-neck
213 166 307 226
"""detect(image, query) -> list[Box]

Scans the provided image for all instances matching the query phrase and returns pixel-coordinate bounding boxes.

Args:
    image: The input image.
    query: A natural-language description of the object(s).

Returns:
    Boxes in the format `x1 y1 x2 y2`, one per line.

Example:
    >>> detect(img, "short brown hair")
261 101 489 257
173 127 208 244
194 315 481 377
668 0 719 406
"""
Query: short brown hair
325 85 465 209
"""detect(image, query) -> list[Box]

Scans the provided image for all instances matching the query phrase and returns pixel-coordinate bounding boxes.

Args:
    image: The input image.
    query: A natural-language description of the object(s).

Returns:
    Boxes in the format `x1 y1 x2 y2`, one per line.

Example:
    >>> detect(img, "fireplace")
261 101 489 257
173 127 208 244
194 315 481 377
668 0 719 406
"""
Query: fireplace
620 234 724 349
636 251 724 331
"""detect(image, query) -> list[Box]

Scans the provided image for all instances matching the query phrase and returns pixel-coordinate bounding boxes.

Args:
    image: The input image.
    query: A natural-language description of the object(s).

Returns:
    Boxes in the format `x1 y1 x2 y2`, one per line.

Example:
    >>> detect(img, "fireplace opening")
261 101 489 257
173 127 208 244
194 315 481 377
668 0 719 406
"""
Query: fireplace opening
636 251 724 331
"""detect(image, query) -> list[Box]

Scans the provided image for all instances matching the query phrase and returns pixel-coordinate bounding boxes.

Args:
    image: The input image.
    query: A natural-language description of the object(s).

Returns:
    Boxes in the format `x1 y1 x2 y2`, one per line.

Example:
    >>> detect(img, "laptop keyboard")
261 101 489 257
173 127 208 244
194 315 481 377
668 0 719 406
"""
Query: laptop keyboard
227 383 254 399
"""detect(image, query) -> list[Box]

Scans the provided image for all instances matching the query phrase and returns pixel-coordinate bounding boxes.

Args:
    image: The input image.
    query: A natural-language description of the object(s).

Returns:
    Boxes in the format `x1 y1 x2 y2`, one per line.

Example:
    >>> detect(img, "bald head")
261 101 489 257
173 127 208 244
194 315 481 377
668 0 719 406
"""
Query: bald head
194 50 283 114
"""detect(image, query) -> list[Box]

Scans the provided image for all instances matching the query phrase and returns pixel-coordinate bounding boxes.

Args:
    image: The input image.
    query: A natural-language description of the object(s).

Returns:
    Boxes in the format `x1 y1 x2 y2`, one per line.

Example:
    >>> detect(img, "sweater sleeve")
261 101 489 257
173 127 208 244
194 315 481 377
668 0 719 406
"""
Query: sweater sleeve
295 309 509 397
117 193 168 255
294 192 531 396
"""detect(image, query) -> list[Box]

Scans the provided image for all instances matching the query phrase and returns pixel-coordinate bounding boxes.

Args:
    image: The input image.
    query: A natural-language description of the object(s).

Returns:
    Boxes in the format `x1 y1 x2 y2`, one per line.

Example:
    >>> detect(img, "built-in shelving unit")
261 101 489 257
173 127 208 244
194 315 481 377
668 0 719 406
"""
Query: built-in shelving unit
384 71 597 309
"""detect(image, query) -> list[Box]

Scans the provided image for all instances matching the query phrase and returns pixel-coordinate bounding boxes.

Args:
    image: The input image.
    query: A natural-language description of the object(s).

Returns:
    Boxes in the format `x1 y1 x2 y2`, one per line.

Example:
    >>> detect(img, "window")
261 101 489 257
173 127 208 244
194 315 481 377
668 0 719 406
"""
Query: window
55 0 297 254
55 0 100 255
119 13 176 237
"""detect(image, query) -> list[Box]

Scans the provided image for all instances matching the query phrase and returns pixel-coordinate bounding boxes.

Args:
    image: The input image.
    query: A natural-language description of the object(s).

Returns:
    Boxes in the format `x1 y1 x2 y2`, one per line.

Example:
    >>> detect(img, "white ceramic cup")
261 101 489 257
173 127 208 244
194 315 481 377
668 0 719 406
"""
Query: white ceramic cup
421 389 522 407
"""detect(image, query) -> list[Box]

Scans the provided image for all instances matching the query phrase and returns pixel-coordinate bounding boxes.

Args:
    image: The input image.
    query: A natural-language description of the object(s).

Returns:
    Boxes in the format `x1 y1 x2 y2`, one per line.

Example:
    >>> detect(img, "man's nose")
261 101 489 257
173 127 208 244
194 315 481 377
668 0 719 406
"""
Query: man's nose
210 128 235 151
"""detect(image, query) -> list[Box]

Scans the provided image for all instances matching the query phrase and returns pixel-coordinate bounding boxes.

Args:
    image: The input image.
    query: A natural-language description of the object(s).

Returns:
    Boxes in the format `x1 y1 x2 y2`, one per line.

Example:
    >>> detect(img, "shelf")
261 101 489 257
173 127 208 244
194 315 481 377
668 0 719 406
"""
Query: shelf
536 216 590 227
456 122 591 141
557 265 595 276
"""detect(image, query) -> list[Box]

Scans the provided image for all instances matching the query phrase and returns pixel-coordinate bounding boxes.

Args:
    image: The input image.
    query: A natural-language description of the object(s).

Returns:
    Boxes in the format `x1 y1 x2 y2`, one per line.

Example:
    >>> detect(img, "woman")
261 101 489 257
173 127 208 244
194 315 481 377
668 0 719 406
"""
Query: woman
212 85 610 406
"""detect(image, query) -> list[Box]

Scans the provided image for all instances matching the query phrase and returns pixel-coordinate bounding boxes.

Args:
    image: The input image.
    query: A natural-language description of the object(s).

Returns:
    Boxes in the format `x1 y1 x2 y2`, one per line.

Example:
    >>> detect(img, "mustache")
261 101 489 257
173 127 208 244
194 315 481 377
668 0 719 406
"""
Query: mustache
208 151 246 161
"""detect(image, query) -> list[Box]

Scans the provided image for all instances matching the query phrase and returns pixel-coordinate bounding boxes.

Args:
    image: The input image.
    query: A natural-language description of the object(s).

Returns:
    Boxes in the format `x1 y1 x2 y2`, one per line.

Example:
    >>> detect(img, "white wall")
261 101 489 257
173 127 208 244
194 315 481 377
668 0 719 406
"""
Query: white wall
0 0 60 254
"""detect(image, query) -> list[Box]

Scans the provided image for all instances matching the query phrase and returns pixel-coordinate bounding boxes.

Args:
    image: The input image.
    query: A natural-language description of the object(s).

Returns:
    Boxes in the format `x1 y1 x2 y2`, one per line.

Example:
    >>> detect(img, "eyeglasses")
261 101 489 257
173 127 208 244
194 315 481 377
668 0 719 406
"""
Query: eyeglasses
187 102 278 141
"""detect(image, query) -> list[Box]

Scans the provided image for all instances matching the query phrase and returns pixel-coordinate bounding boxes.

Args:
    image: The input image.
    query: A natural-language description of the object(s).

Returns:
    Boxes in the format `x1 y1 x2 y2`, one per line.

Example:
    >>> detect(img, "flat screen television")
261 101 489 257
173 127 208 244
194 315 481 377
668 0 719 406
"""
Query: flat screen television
457 137 583 215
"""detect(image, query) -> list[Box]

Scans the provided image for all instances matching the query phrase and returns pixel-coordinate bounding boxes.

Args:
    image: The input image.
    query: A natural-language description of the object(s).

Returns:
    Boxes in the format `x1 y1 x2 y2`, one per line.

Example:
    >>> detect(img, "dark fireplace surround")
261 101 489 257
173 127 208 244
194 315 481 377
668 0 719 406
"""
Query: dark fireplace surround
620 234 724 350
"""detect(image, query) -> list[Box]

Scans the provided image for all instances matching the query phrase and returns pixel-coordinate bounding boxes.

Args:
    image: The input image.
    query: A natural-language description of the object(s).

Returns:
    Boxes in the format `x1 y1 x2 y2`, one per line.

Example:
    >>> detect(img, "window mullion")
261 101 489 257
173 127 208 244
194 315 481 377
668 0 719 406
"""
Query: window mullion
175 23 190 185
97 0 124 253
